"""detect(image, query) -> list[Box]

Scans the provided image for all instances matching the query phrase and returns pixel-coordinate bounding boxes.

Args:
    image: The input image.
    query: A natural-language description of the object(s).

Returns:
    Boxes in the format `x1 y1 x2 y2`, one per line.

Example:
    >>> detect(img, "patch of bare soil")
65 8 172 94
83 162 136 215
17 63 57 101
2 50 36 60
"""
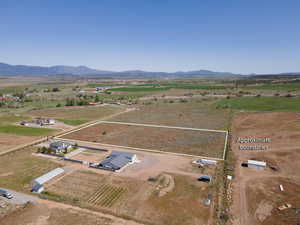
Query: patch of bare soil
156 174 175 197
0 134 38 153
230 112 300 225
0 200 144 225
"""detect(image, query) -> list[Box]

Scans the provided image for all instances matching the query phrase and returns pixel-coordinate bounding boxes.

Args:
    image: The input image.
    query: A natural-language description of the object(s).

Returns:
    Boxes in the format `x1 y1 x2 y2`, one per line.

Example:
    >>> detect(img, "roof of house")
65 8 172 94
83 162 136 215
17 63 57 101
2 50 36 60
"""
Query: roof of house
247 160 266 167
99 151 135 170
50 141 71 149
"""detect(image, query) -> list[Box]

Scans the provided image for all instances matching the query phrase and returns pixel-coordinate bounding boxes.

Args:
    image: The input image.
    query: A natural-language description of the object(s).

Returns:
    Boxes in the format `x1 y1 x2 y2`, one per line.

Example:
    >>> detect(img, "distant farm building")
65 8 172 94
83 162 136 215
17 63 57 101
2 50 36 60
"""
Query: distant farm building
31 168 64 193
35 118 55 126
247 160 266 170
93 151 137 172
49 141 72 154
193 158 217 166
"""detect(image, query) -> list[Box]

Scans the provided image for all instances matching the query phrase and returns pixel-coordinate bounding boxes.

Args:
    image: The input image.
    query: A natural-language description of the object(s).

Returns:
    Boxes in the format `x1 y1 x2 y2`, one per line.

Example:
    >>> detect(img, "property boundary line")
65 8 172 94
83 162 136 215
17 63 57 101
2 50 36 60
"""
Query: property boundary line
222 131 229 160
55 120 229 161
54 137 225 161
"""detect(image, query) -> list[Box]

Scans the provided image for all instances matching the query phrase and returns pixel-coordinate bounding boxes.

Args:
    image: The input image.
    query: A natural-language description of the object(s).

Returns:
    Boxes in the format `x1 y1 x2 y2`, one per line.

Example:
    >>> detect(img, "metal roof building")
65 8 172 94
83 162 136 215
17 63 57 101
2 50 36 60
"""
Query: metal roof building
247 160 267 170
31 168 64 187
98 151 137 172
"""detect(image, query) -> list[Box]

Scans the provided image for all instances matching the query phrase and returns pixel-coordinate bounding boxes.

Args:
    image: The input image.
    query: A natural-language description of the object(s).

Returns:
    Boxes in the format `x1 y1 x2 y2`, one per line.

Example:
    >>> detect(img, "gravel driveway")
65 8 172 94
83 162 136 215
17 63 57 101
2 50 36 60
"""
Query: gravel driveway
0 188 38 205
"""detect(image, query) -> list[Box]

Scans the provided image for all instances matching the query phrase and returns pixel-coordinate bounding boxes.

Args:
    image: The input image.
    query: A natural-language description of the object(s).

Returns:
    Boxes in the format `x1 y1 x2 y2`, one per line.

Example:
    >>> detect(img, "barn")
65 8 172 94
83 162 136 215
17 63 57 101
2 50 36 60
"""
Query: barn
31 168 64 193
247 160 267 170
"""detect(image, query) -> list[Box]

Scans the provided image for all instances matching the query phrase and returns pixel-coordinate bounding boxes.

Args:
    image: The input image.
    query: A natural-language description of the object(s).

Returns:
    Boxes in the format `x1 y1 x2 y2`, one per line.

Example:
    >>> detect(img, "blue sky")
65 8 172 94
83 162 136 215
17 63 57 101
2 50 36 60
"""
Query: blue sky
1 0 299 74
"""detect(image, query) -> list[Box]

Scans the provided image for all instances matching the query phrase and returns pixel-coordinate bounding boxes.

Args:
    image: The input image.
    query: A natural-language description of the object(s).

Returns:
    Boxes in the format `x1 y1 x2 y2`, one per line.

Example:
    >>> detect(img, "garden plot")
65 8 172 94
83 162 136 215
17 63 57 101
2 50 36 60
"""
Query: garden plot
87 184 126 208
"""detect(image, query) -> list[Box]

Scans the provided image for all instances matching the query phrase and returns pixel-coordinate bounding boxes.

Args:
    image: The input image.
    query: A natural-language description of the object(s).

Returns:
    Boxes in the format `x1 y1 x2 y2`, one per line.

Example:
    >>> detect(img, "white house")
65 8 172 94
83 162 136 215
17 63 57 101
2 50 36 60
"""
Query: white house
49 141 72 154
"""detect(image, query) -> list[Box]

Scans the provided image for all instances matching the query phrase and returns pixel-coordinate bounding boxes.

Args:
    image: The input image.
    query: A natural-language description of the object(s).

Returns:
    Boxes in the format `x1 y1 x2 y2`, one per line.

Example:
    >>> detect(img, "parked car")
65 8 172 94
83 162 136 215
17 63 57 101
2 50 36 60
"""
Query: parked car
0 189 13 199
197 175 212 183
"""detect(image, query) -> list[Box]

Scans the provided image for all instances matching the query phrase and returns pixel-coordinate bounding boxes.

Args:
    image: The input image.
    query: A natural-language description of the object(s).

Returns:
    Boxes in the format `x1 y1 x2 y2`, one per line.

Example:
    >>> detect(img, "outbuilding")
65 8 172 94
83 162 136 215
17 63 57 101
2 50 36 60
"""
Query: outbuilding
31 168 64 187
193 158 217 166
247 160 267 170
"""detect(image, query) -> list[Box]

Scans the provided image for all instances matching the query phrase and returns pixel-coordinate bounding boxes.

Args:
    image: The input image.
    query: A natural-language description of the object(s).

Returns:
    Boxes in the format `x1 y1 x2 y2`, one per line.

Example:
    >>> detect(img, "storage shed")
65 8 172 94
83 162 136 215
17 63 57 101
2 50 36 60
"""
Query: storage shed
31 168 64 187
193 159 217 166
247 160 266 170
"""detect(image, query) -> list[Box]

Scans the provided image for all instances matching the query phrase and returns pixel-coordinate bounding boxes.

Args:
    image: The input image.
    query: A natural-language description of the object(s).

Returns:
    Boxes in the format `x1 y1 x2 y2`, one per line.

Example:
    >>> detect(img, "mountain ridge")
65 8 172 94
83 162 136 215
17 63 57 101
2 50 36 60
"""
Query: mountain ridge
0 62 299 77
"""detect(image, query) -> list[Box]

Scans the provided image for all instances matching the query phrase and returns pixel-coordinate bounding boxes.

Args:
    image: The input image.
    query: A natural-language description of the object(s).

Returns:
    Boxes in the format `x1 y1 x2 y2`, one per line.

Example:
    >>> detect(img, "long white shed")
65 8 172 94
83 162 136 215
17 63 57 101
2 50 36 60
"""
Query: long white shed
247 160 267 170
31 168 64 187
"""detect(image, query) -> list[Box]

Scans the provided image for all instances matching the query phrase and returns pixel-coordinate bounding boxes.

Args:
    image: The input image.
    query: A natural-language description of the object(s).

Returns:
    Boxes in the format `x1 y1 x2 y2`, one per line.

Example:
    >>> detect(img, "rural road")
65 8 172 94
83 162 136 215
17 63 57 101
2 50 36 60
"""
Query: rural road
0 188 37 205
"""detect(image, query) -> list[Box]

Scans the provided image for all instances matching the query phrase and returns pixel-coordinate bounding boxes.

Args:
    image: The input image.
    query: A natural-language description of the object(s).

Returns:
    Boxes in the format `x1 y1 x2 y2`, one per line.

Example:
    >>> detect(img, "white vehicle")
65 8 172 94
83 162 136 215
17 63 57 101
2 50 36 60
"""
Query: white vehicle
0 189 13 199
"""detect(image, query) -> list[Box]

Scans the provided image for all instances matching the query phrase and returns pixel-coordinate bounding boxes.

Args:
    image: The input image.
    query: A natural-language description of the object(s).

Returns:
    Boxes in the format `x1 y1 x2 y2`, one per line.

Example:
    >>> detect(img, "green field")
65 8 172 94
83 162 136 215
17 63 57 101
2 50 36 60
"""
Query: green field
109 84 229 92
165 84 229 90
0 114 29 124
216 97 300 111
0 125 55 136
57 119 88 126
109 87 170 92
244 83 300 90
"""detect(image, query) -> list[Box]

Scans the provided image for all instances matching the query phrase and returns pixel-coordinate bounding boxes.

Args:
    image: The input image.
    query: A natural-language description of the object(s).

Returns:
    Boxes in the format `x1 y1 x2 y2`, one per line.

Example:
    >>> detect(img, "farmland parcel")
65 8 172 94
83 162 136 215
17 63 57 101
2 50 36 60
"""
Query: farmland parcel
60 122 227 158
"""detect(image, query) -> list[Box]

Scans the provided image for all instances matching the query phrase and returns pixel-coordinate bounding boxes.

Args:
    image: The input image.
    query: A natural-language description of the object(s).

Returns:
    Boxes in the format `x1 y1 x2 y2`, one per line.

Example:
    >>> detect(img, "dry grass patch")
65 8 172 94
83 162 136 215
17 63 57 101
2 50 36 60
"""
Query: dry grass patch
0 147 61 192
62 122 226 158
110 99 230 130
28 106 124 122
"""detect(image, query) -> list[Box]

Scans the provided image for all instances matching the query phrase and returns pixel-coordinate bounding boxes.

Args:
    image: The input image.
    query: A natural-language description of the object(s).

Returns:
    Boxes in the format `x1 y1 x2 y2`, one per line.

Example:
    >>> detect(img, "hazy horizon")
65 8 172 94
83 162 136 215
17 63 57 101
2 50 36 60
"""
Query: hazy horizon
1 0 300 74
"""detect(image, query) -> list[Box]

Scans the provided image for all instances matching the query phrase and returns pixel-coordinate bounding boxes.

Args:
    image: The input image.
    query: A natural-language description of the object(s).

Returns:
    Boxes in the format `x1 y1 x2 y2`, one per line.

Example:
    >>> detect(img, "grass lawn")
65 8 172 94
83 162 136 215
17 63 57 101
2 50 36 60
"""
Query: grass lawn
57 119 88 126
0 125 55 136
216 97 300 111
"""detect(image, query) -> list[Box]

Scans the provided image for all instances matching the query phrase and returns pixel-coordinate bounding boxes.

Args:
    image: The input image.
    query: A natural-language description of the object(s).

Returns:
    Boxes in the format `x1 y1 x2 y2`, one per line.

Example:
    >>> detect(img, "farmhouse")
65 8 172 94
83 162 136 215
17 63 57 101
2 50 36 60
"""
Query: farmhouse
96 151 137 172
247 160 266 170
49 141 72 154
35 118 55 126
31 168 64 193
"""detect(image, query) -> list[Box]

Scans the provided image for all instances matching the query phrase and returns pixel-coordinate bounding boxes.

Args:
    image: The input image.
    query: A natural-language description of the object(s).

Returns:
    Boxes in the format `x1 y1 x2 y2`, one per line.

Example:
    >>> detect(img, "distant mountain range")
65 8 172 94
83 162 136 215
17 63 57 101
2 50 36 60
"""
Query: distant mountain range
0 62 299 78
0 63 239 77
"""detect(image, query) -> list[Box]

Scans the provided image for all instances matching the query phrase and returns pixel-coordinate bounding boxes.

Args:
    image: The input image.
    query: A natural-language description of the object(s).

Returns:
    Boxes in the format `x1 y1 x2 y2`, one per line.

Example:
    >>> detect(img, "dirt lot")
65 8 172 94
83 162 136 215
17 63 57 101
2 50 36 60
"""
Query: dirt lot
0 200 143 225
70 151 107 163
230 112 300 225
59 143 216 180
62 122 226 158
45 169 212 225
